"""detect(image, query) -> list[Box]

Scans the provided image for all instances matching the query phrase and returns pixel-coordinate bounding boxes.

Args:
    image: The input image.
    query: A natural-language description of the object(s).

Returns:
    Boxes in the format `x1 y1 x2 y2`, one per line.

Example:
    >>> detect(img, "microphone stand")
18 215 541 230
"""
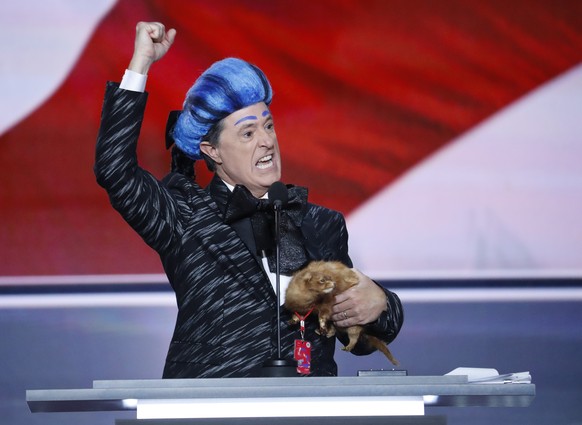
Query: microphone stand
261 198 297 377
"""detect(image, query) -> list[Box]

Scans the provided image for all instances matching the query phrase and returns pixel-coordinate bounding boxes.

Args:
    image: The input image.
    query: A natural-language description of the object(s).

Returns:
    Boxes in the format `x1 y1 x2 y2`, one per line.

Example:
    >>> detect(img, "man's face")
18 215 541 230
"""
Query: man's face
205 102 281 198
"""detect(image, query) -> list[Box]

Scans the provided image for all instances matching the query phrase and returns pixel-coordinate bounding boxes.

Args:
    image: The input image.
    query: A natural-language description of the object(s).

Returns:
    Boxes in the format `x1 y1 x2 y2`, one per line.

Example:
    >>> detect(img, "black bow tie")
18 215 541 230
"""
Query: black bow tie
223 185 271 224
222 184 309 274
223 184 307 225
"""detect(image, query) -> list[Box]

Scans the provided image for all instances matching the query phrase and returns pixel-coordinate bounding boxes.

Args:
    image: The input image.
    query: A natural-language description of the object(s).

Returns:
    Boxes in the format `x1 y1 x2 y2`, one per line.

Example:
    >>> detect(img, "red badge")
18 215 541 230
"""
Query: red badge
294 339 311 375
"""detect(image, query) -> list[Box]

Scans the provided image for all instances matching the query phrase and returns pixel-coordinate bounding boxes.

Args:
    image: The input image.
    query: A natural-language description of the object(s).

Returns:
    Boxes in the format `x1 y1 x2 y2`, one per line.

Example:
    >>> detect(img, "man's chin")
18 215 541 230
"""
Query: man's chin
262 171 281 185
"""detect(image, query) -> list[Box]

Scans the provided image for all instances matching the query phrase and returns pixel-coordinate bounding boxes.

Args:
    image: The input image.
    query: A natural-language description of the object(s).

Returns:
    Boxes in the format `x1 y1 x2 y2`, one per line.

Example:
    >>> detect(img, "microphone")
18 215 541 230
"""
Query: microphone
262 181 296 377
268 181 288 210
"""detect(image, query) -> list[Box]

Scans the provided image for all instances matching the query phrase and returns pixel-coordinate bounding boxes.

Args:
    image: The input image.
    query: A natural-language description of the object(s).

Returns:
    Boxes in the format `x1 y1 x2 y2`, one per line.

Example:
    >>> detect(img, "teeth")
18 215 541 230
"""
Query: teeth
256 155 273 169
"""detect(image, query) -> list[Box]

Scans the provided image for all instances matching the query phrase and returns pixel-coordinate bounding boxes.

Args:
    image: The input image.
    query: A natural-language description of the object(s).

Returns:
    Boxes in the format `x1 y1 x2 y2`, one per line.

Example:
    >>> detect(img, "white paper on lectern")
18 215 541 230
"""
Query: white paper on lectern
445 367 531 384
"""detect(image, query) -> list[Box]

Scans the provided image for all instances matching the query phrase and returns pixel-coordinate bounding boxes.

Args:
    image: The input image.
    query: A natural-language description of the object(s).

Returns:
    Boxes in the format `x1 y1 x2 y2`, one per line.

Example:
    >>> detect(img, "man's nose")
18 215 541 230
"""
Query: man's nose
258 129 275 147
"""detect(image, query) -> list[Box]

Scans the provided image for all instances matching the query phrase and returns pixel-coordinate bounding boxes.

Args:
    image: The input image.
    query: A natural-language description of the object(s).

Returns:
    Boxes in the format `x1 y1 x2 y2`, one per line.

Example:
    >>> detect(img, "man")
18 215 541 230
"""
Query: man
95 22 403 378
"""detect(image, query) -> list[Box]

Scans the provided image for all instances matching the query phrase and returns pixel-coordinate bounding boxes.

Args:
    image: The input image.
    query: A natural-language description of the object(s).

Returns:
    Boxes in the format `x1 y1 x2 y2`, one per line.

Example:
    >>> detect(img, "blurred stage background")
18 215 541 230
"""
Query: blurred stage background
1 1 581 424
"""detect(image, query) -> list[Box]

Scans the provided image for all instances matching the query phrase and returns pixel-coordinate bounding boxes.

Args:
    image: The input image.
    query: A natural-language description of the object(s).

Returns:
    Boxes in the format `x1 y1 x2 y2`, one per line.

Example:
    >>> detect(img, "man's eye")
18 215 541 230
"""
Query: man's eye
243 131 253 138
266 123 274 131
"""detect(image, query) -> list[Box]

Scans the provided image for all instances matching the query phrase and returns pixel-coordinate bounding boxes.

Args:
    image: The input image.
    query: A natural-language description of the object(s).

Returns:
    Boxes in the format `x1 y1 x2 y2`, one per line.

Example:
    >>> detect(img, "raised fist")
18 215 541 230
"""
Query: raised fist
128 21 176 74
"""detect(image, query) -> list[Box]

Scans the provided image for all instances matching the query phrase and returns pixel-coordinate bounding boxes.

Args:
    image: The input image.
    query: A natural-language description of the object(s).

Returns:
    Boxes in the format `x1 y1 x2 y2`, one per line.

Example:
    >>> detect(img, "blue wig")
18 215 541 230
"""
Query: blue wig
172 58 273 160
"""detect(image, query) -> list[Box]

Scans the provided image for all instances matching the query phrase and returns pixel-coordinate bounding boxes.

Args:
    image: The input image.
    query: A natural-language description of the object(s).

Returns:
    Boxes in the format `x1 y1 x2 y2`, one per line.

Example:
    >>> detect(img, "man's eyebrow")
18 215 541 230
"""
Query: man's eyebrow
262 110 270 117
234 115 258 126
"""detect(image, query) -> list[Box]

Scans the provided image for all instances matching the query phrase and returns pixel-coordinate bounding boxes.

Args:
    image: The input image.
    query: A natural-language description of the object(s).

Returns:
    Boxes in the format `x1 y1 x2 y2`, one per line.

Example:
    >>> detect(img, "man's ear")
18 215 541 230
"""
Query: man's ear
200 141 222 164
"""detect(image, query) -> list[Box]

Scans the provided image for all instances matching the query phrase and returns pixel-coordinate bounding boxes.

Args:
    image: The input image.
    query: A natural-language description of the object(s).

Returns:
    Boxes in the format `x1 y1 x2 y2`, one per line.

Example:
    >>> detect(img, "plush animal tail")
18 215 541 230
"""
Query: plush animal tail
365 335 399 366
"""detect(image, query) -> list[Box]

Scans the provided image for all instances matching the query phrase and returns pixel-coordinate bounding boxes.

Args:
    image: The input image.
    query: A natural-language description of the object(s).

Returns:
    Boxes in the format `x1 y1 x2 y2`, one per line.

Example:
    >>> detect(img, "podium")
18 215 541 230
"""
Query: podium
26 375 535 425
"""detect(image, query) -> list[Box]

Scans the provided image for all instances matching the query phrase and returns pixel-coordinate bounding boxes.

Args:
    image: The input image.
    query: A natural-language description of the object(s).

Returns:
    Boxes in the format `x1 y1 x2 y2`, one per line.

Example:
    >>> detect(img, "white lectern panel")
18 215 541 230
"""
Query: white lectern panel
136 396 425 419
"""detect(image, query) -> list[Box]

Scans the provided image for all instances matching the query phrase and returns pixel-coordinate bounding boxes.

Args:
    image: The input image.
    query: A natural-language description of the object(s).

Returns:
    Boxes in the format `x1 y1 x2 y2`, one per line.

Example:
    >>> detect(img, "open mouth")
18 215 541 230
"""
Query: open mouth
256 154 273 169
322 283 335 294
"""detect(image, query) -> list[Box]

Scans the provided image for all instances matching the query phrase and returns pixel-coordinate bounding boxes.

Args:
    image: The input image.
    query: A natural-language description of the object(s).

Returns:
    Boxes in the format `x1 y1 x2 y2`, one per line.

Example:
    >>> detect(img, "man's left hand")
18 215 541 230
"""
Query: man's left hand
331 269 387 327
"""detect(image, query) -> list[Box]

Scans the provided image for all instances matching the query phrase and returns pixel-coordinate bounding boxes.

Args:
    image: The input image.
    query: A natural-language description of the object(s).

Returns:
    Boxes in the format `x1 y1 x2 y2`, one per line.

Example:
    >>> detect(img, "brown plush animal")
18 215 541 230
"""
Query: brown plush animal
285 260 399 365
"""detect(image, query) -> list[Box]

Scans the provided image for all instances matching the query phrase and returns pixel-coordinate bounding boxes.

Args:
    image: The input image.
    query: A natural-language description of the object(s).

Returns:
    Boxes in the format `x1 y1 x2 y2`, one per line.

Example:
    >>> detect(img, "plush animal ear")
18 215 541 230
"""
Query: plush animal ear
301 271 313 283
346 270 360 286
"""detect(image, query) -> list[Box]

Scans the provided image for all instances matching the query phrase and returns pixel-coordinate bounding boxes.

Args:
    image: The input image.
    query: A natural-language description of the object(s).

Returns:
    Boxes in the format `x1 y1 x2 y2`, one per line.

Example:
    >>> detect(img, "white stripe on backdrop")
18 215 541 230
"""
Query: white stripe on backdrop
0 0 116 135
2 288 582 309
348 64 582 277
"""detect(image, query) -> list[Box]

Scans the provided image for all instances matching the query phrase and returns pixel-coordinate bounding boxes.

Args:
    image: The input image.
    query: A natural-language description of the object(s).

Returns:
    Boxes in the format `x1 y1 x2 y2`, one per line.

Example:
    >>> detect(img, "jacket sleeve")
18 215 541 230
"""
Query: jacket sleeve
330 211 404 355
364 287 404 344
94 82 182 254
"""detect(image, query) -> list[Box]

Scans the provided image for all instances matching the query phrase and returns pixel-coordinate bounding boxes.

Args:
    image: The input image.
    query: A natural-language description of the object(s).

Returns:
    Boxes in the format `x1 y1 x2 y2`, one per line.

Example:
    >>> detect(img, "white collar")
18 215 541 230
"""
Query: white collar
222 180 268 199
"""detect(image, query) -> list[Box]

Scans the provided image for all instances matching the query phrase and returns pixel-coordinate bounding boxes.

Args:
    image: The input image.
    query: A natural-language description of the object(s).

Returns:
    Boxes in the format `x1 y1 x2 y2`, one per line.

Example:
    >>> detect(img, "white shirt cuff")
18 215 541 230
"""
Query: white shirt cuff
120 69 147 92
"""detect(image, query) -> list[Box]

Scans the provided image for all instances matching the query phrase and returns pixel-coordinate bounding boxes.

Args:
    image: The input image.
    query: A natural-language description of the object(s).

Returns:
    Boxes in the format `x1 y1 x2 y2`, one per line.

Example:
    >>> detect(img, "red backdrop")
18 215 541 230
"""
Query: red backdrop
1 0 581 275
